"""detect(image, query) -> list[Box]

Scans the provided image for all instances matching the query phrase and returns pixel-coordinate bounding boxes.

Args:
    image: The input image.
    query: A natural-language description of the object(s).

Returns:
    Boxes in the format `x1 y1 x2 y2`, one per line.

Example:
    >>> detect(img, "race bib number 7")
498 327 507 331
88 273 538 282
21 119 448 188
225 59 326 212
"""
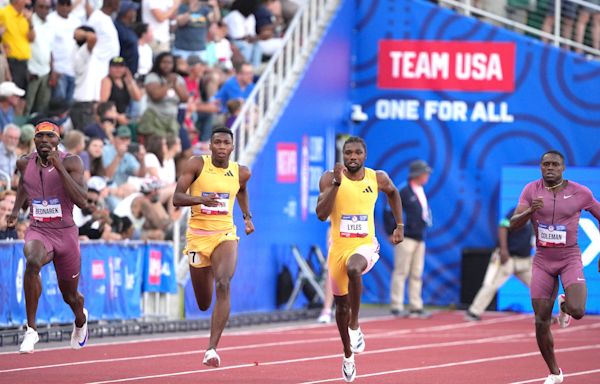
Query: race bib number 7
537 223 566 247
31 198 63 222
340 214 369 238
200 192 230 215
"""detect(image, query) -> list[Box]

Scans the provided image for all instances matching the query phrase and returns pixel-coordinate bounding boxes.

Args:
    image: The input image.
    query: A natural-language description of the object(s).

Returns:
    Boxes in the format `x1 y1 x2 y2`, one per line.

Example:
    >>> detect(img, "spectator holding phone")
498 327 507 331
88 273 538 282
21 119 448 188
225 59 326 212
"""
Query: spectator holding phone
83 101 119 142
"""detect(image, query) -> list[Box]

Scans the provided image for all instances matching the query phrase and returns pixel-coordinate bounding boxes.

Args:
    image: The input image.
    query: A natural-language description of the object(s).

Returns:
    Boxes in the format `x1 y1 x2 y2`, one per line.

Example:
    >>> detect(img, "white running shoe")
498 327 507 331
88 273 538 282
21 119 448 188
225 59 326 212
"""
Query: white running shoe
342 354 356 383
557 294 571 329
543 369 564 384
19 326 39 354
348 326 365 353
317 312 332 323
203 348 221 367
71 308 89 349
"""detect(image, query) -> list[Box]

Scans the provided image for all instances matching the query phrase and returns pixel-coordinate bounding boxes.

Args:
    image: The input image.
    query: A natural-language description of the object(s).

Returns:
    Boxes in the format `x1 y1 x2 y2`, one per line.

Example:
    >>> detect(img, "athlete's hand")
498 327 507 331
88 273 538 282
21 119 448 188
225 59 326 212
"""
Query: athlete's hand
499 248 510 265
6 213 17 229
200 193 220 207
531 197 544 212
47 150 62 169
244 218 255 235
391 226 404 244
332 163 346 185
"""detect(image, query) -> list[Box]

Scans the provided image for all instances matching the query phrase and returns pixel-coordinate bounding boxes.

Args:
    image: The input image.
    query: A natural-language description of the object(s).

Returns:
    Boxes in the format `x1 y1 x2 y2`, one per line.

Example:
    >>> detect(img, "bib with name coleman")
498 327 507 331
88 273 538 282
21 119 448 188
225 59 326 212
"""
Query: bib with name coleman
200 192 230 215
31 197 63 222
537 223 566 247
340 214 369 238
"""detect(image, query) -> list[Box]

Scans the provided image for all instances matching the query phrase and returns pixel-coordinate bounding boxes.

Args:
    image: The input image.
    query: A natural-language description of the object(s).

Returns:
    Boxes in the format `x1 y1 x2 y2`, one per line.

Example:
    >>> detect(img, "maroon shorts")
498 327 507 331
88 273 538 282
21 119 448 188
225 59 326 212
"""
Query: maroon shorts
530 247 585 300
24 225 81 281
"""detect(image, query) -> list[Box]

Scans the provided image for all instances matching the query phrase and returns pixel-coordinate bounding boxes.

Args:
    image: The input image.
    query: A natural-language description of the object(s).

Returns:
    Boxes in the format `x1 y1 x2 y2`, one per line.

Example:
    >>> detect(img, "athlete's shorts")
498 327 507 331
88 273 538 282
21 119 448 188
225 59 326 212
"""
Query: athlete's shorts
24 225 80 281
183 226 239 268
530 247 586 300
328 237 380 296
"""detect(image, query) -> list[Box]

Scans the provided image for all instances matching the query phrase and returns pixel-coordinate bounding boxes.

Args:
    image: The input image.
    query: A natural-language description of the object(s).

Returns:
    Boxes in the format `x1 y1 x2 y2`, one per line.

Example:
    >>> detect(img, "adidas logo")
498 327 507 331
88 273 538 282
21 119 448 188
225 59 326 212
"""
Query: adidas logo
362 186 373 193
224 170 234 177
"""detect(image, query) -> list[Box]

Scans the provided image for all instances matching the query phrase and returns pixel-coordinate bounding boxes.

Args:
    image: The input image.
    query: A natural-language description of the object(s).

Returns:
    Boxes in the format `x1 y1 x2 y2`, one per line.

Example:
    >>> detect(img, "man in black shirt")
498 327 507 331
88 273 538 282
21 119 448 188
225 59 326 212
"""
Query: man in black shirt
465 207 533 321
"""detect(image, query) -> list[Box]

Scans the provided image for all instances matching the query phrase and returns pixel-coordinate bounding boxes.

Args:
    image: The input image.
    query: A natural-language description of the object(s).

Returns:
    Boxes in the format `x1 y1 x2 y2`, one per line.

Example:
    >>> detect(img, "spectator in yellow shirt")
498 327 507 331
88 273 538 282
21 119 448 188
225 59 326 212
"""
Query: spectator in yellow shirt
0 0 36 91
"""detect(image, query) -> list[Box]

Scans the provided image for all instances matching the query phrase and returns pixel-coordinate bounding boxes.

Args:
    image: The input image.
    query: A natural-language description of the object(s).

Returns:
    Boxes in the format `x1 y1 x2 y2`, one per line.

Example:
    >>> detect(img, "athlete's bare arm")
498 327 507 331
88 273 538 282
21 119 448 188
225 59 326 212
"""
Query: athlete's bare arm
55 153 88 209
6 157 31 228
236 165 254 235
376 170 404 244
173 156 219 207
316 163 345 221
510 199 543 230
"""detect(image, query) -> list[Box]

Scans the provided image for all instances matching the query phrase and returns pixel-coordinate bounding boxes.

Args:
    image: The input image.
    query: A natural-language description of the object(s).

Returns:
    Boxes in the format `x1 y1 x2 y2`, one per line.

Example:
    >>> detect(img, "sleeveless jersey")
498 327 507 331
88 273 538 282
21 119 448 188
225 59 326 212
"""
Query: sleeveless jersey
330 168 378 250
22 152 75 229
188 155 240 231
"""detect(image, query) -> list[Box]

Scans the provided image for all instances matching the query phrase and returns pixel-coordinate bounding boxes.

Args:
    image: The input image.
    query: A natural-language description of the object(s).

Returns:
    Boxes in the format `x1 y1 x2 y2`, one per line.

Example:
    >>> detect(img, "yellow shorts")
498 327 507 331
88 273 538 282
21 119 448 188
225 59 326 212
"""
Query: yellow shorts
183 227 239 268
328 237 380 296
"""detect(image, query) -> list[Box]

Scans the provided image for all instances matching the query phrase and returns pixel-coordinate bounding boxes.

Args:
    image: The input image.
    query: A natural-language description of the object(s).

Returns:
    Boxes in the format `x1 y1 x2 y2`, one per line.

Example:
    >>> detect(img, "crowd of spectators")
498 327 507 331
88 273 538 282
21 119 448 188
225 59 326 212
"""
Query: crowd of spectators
0 0 303 241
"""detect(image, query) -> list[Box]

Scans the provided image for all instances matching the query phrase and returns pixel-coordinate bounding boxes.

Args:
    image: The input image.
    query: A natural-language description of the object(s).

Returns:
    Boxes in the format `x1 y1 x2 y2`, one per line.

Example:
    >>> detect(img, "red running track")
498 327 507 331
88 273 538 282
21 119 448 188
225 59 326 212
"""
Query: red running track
1 311 599 384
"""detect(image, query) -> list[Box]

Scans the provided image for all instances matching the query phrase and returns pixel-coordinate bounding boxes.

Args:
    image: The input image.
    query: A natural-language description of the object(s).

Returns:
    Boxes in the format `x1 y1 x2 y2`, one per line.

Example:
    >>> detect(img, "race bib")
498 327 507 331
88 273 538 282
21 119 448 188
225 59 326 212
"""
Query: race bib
31 198 63 222
200 192 230 215
340 214 369 238
537 223 566 247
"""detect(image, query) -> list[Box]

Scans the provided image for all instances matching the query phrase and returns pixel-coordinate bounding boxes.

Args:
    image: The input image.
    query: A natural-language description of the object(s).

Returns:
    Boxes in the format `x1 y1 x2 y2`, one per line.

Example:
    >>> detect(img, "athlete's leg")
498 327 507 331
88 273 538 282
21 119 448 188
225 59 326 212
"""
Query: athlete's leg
190 266 214 311
333 294 352 357
58 276 86 327
207 240 238 350
23 240 53 329
561 283 587 320
532 278 560 376
347 254 368 330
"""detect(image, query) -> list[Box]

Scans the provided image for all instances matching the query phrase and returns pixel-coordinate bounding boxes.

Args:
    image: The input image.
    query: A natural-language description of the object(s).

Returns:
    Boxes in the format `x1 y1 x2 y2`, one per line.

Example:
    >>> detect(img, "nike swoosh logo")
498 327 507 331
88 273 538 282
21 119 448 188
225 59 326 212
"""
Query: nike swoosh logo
79 331 88 347
564 194 574 199
577 277 586 281
72 273 80 279
48 167 55 173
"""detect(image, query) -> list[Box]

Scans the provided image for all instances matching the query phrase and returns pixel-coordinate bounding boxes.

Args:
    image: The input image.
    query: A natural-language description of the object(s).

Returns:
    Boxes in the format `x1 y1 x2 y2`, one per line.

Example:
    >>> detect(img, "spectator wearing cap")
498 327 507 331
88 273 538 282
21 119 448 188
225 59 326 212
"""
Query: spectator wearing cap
0 0 36 91
100 57 142 126
16 123 34 156
114 0 140 75
25 0 53 116
141 0 181 54
173 0 220 61
0 81 25 129
213 61 255 113
83 101 118 142
48 0 80 103
102 125 146 208
0 123 20 185
385 159 433 319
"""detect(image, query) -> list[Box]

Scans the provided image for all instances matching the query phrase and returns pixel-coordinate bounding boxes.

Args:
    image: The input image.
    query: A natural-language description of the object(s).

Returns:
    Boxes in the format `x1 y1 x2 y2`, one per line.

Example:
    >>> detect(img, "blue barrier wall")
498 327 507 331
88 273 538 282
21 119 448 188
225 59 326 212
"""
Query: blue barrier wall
350 0 600 308
0 241 175 326
184 0 354 317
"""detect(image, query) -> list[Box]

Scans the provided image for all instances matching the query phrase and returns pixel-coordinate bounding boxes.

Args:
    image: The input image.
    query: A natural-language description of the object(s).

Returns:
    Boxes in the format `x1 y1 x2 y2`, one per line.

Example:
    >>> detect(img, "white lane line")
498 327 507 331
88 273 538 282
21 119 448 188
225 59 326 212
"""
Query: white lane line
0 314 530 372
81 323 600 384
298 344 600 384
508 368 600 384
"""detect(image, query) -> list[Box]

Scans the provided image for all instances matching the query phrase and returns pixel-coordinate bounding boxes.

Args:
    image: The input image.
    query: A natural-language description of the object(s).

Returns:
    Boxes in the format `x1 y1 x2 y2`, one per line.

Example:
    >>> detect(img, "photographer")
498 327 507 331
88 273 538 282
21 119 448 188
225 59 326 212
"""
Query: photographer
83 100 119 142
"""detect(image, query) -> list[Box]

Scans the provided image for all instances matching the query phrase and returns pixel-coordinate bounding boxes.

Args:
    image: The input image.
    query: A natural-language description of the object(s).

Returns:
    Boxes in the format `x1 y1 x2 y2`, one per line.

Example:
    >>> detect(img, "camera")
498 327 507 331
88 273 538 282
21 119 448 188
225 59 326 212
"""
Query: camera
127 143 140 154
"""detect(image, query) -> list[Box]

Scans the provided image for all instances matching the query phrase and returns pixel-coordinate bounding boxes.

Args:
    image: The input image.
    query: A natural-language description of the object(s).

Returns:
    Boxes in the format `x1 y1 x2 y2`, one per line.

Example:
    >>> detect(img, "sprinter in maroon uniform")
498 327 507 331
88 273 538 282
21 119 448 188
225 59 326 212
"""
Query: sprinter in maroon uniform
7 122 90 354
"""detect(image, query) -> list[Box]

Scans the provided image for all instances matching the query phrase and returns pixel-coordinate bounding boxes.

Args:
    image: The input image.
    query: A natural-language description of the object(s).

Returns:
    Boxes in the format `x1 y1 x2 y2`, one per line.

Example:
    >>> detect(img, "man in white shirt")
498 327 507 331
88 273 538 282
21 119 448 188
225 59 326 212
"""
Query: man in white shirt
48 0 80 103
85 0 121 100
142 0 180 54
71 26 97 131
25 0 54 115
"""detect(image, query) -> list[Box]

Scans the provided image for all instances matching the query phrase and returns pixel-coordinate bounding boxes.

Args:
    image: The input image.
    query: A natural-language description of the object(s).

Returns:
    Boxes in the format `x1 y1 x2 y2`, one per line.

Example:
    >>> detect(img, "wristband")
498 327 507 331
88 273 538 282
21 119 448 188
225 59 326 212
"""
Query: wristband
396 223 404 228
243 212 252 220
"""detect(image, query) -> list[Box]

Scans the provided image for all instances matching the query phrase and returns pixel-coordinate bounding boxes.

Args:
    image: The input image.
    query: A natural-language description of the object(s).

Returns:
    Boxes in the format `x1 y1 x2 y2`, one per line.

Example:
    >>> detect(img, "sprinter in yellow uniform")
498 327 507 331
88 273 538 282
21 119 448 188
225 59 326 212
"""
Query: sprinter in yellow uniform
173 126 254 368
316 136 404 383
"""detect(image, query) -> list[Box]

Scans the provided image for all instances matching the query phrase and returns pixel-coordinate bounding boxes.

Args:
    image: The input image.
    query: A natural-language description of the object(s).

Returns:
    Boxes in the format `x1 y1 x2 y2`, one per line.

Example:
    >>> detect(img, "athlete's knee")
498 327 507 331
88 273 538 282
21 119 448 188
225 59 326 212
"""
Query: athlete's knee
24 241 46 272
567 304 585 320
336 300 350 316
534 315 552 330
346 265 362 279
62 291 82 306
214 276 232 295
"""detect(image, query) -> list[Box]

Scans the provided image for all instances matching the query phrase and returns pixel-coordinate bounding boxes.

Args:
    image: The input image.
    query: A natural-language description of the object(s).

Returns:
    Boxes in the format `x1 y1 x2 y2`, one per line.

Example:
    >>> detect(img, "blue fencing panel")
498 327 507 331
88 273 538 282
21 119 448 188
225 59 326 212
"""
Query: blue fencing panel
143 242 177 294
498 167 600 314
